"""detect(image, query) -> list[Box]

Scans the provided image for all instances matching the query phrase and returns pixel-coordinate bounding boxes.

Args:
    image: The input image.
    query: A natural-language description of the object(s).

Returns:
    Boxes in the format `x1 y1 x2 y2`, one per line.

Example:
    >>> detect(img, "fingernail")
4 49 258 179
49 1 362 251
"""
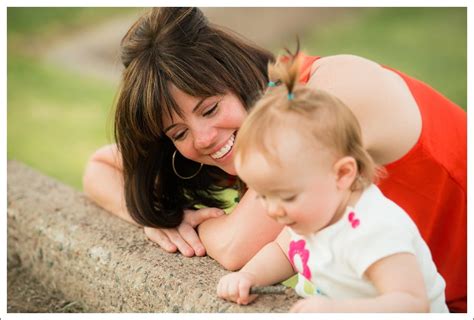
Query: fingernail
196 246 205 256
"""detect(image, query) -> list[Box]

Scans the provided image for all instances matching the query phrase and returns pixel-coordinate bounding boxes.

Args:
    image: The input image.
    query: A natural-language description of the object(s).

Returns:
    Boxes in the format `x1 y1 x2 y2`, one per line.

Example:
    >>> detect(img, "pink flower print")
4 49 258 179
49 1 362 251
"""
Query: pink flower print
288 239 312 280
348 211 360 228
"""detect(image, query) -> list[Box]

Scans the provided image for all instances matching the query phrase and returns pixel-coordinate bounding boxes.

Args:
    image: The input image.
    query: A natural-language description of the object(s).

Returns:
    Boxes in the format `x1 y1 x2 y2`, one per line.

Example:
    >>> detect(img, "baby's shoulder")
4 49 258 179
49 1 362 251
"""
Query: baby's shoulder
353 185 417 233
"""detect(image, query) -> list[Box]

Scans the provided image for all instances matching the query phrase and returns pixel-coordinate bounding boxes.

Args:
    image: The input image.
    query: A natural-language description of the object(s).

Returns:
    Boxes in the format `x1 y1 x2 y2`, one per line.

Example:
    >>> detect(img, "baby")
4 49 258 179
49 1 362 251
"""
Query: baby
216 53 448 312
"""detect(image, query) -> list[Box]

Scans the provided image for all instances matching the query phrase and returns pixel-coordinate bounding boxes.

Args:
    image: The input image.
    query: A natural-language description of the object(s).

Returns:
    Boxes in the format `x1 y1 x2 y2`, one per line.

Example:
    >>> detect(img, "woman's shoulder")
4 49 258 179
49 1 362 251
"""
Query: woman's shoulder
310 54 383 75
307 54 422 165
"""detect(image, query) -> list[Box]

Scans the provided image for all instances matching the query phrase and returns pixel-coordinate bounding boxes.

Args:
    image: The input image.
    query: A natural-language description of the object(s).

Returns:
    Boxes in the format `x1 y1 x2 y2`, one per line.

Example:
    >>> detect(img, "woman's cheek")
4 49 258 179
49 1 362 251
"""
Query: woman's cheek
176 143 200 162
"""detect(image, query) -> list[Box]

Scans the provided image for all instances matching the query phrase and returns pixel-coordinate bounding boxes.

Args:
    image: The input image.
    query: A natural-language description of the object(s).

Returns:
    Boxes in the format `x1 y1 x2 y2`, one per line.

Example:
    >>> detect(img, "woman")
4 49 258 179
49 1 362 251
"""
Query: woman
82 7 466 311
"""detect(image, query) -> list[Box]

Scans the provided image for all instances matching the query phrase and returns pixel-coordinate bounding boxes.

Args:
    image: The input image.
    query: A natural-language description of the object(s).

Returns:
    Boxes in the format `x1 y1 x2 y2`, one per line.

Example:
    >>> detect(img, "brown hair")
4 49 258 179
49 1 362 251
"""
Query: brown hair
235 53 381 191
114 7 274 228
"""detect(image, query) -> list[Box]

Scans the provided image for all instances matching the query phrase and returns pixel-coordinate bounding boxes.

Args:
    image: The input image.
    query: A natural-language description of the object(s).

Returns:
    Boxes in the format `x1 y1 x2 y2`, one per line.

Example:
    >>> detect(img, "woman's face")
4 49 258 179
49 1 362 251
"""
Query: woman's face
162 84 248 175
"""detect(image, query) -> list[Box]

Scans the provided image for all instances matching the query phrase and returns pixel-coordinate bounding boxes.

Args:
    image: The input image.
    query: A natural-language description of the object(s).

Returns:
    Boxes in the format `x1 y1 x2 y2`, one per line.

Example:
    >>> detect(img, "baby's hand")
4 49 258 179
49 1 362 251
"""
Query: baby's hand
217 272 258 305
290 296 332 312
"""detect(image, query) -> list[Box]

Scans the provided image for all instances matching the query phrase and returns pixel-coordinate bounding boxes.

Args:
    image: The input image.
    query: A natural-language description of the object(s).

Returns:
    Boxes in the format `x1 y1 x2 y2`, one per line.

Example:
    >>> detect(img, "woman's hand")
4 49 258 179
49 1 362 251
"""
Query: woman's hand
144 207 224 257
217 271 258 305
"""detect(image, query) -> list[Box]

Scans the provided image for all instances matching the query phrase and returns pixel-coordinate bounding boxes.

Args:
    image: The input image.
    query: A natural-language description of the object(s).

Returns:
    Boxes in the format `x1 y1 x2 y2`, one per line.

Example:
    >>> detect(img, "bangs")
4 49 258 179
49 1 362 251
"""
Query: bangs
156 50 234 136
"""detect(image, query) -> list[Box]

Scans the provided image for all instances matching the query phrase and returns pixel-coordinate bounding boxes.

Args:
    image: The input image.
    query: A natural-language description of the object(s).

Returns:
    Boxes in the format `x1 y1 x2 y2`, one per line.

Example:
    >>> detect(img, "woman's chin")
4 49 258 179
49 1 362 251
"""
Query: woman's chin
223 167 237 176
219 163 237 176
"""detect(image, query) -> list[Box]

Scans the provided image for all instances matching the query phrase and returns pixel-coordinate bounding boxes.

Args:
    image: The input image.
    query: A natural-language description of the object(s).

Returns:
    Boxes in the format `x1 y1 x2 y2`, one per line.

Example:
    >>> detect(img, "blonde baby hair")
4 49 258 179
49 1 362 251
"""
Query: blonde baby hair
234 49 383 191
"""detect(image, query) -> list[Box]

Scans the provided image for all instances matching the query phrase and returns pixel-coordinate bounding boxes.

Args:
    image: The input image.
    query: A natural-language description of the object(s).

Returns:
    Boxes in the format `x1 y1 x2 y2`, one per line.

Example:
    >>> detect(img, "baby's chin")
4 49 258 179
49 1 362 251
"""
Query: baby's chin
289 226 313 236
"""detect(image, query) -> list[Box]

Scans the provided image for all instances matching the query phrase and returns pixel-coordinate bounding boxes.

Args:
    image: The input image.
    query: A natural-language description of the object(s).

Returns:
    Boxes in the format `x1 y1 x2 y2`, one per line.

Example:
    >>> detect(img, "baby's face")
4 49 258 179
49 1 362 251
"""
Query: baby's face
235 130 346 235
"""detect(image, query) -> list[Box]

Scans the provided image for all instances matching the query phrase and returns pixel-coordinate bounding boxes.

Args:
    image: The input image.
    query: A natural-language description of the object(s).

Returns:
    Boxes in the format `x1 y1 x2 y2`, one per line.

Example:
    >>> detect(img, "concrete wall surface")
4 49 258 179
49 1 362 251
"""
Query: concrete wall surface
7 161 298 312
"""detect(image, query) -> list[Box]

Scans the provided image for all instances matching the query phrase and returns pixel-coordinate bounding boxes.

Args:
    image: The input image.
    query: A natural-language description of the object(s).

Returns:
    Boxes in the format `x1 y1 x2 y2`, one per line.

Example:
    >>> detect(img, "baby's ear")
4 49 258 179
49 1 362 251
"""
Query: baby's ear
333 156 358 190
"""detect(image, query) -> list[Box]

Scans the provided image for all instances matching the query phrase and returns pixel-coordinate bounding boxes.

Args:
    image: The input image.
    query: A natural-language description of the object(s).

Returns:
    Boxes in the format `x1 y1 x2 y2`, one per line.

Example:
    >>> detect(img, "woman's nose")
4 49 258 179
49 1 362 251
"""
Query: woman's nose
193 127 218 150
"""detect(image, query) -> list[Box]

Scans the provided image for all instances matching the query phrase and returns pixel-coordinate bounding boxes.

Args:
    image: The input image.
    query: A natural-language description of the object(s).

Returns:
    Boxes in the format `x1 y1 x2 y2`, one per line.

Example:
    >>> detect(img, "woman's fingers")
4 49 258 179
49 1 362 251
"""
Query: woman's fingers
143 227 177 253
184 207 224 228
178 223 206 256
144 208 224 257
144 227 193 256
164 228 194 257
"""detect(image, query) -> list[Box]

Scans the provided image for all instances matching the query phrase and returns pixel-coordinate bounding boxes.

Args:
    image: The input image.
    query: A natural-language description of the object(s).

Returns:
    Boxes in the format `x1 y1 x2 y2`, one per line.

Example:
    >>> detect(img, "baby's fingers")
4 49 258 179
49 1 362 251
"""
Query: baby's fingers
216 278 227 298
235 279 254 305
217 273 257 305
217 278 236 302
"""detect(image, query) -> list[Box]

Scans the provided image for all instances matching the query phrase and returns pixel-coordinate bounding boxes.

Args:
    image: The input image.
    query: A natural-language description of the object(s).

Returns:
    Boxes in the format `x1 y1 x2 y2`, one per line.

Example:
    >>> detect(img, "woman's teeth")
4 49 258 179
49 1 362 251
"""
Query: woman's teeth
211 133 235 160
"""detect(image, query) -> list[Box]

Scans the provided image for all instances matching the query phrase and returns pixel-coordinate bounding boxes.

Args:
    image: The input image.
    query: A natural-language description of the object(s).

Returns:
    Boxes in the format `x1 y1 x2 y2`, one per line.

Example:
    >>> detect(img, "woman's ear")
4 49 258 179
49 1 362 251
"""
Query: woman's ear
333 156 358 190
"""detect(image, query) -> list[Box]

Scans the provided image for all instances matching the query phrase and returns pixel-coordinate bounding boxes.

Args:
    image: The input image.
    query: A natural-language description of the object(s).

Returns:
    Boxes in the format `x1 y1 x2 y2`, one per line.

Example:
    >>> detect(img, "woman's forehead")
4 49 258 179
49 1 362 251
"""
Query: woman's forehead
162 84 213 127
162 84 196 124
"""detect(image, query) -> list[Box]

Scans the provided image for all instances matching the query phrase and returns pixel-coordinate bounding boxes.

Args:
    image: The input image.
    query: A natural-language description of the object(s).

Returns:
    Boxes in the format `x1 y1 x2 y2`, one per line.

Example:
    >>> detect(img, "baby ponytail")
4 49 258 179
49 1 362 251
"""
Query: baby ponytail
267 40 303 98
236 40 383 192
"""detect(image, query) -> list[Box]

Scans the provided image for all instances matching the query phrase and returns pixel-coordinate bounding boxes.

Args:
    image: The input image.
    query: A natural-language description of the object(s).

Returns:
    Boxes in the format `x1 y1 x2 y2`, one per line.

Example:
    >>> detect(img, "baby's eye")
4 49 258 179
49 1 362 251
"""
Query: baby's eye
255 194 266 200
282 195 297 202
255 194 268 206
203 103 219 117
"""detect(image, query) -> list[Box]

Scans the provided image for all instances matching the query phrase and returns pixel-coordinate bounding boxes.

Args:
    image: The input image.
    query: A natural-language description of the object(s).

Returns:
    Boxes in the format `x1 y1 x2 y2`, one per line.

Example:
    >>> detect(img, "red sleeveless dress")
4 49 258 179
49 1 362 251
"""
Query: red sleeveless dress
299 55 467 312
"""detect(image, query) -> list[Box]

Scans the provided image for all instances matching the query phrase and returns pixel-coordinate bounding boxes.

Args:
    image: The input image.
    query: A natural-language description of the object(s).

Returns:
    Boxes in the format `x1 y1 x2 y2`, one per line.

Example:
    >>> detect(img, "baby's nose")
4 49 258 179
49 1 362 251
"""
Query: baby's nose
266 201 285 218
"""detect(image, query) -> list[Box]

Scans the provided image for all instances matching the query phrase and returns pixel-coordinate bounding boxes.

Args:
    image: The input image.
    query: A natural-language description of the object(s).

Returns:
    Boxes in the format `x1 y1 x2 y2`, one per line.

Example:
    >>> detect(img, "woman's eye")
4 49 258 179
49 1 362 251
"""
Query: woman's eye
172 130 187 141
203 103 219 117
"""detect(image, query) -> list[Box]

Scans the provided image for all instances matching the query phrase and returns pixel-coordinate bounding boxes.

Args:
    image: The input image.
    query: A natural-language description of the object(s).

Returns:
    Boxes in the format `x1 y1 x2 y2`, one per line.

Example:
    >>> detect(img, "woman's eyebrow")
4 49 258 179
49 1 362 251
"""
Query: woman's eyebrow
163 97 207 133
191 97 208 114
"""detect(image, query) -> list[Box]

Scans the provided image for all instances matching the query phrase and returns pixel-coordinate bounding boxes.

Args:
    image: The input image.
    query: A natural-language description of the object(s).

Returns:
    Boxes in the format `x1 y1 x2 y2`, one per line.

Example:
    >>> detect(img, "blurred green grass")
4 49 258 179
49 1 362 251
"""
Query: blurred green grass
301 7 466 109
8 7 136 37
7 7 467 190
7 8 139 189
7 56 116 188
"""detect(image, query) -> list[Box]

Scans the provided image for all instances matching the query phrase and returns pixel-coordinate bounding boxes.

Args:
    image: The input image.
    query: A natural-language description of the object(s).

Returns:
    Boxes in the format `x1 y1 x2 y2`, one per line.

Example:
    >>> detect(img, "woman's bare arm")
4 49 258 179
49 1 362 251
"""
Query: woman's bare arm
83 145 281 265
82 144 137 225
83 144 223 257
198 188 284 270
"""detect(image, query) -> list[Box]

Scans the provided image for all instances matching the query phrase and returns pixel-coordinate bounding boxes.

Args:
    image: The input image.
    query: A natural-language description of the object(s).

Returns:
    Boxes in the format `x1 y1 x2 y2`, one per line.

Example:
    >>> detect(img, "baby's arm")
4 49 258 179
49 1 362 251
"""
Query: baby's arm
217 229 295 305
291 252 430 312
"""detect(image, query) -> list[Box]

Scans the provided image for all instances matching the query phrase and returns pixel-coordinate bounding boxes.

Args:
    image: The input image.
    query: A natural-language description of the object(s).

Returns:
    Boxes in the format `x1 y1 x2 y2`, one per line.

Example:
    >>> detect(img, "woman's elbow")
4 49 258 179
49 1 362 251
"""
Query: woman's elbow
215 251 247 271
82 145 119 198
82 159 95 198
82 153 103 199
208 250 245 271
201 234 248 270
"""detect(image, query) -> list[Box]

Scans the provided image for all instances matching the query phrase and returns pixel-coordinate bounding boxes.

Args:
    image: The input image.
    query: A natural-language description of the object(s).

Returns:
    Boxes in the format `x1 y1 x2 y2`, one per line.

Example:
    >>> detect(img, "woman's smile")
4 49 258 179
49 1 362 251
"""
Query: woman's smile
210 132 236 160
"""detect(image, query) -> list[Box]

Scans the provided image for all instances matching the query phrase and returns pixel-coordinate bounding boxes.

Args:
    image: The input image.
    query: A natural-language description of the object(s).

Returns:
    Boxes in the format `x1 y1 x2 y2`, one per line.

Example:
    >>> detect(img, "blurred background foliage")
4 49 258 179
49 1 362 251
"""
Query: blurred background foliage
7 7 467 190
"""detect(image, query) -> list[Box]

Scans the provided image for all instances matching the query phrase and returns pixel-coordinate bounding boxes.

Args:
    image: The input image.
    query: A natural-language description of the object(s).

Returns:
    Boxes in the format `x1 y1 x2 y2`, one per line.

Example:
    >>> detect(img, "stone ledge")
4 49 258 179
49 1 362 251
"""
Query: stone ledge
7 161 298 312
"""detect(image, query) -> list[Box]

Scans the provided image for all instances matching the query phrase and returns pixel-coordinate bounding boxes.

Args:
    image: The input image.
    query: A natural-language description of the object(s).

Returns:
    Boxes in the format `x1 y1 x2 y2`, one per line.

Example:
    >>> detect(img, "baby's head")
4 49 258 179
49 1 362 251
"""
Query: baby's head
234 54 380 234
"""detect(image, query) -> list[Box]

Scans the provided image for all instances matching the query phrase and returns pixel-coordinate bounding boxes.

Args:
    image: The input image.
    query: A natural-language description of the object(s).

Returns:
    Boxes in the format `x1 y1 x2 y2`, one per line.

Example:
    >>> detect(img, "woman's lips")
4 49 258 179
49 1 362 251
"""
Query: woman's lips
210 132 235 160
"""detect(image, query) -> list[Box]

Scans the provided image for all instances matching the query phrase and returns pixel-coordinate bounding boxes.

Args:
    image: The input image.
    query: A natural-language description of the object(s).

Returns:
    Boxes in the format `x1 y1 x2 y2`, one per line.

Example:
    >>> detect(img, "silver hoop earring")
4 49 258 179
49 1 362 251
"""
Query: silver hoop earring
172 150 203 180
